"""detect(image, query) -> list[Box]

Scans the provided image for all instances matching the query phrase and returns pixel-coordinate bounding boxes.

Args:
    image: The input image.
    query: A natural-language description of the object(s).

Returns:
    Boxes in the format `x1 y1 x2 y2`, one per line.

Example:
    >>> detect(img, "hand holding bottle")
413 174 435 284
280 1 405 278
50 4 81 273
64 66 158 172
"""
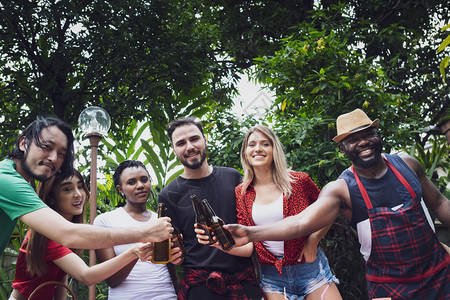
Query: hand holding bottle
141 216 173 243
222 223 252 248
151 203 172 264
132 242 154 262
170 227 185 264
194 222 221 249
201 199 235 250
191 194 215 245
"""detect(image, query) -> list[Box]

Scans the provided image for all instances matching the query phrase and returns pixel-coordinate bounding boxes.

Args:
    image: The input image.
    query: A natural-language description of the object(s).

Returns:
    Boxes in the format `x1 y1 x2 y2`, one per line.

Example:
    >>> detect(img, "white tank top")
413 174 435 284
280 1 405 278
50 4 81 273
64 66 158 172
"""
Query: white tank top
252 193 284 256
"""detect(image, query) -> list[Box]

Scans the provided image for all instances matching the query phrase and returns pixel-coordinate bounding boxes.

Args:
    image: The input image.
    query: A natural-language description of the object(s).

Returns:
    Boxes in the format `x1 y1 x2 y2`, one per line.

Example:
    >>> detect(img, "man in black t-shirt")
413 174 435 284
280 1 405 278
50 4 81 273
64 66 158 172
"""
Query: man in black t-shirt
159 116 263 300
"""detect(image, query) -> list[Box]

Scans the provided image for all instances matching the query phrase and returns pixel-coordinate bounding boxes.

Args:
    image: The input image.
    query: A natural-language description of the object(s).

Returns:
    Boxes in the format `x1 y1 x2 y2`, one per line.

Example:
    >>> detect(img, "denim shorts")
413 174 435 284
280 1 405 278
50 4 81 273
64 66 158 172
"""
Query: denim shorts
258 247 339 300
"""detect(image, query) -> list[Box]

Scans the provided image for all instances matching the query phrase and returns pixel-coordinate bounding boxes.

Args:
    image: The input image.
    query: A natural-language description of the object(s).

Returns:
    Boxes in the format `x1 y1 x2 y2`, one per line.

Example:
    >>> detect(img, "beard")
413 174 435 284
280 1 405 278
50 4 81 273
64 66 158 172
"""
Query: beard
178 148 207 170
21 151 52 182
345 140 383 169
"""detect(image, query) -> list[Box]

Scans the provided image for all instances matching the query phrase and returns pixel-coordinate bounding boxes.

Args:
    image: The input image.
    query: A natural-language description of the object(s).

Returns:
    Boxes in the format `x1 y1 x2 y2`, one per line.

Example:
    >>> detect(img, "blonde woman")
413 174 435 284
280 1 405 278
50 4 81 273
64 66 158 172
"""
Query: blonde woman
198 125 341 300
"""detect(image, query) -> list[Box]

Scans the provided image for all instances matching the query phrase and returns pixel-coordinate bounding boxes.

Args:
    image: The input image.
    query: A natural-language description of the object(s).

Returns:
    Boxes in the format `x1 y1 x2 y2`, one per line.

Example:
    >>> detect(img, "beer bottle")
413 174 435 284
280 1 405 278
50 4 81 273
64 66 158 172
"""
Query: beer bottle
151 203 171 264
171 225 185 263
162 204 185 263
190 194 215 245
201 199 235 250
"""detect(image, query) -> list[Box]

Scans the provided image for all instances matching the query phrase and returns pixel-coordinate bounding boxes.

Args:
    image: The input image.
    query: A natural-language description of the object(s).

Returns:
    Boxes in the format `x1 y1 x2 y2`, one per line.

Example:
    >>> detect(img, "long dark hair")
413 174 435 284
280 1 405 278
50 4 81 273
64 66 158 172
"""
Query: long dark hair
7 116 75 179
26 170 89 276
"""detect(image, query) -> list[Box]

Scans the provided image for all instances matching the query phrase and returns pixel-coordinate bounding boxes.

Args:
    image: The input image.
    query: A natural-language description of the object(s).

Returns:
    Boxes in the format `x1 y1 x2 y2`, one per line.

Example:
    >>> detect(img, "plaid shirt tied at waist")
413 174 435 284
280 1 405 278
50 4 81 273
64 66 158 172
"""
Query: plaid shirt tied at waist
178 266 260 300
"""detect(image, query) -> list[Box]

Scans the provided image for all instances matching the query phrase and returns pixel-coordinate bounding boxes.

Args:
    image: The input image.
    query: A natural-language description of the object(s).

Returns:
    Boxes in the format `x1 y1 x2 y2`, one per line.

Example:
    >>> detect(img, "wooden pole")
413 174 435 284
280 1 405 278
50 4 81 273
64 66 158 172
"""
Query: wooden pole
87 133 102 300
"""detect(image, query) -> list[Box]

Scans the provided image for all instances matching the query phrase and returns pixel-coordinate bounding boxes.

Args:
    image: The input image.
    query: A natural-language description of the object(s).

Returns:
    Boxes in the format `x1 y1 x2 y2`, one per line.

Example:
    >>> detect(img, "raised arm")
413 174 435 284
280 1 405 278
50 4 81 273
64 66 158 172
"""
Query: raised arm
95 246 138 287
55 242 152 286
226 179 347 246
194 223 254 257
20 208 173 249
401 153 450 227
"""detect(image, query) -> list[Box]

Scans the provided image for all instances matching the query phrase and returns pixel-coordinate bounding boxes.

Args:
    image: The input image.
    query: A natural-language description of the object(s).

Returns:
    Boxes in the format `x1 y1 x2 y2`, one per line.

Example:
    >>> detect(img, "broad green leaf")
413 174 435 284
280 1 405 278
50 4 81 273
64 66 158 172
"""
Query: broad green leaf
311 86 320 94
167 160 181 172
141 140 164 175
126 120 148 158
281 99 287 111
437 35 450 53
166 169 184 184
439 56 449 83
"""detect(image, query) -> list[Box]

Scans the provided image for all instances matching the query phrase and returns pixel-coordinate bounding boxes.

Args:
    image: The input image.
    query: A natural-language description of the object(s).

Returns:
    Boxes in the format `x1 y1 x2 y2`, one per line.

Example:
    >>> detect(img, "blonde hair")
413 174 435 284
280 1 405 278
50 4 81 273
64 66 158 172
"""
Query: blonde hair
26 170 89 276
240 125 292 197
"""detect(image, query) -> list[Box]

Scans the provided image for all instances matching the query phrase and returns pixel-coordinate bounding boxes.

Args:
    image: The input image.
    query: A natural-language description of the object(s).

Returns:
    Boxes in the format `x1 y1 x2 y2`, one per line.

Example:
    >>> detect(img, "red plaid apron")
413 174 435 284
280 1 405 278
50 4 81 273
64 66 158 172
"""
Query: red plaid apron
353 158 450 299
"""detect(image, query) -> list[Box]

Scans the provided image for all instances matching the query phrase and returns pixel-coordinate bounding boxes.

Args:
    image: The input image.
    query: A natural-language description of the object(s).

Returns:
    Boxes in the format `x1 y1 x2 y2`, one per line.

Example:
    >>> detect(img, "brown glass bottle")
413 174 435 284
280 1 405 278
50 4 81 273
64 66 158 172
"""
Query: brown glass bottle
190 194 215 245
151 203 171 264
162 204 186 263
201 199 235 250
171 225 185 263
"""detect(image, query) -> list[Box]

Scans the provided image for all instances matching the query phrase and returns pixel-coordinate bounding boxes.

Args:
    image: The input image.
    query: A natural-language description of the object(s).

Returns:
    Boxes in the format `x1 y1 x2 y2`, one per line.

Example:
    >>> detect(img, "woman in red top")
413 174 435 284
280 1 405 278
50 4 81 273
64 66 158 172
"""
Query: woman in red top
10 170 153 300
199 125 341 300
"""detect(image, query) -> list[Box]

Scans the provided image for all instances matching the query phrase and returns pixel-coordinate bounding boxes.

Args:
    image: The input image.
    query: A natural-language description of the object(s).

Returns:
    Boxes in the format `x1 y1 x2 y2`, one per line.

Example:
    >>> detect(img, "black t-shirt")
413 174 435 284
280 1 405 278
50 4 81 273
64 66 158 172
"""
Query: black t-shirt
158 166 253 273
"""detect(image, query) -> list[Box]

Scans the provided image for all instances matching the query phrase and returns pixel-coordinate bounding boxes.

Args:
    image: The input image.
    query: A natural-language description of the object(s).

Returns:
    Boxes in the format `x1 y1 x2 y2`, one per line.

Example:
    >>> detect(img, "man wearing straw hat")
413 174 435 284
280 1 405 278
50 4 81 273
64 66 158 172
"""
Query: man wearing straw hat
226 108 450 299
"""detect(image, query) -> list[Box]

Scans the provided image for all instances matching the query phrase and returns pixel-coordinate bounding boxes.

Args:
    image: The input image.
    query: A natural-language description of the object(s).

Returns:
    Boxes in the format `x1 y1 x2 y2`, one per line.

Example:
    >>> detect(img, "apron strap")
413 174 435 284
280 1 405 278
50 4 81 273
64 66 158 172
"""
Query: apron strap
351 157 417 210
384 159 417 198
352 165 373 209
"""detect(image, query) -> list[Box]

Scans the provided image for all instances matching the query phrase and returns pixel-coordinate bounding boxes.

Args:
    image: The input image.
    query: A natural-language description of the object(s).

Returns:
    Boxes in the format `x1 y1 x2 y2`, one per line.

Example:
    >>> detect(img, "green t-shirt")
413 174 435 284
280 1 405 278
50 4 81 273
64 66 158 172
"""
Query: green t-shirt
0 159 47 253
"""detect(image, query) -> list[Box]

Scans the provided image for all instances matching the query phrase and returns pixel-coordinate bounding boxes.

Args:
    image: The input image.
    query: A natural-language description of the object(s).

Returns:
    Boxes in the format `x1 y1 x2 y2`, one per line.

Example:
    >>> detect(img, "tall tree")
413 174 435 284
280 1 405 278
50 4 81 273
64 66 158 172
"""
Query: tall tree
0 0 317 156
252 1 449 182
0 0 229 154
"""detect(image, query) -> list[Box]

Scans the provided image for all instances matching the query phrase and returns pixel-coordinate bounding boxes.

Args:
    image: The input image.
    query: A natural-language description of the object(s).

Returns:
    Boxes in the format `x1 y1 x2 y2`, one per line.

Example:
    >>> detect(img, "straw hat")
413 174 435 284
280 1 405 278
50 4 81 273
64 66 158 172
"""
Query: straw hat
333 109 379 143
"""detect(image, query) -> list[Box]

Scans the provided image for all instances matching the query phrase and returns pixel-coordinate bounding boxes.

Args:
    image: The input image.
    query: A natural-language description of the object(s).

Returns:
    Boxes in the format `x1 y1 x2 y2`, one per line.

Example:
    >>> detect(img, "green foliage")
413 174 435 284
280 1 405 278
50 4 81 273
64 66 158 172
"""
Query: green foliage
410 136 450 196
273 113 347 187
0 267 12 299
0 0 236 156
199 0 315 69
438 23 450 83
97 173 124 208
0 245 18 299
100 119 151 176
346 0 449 129
412 138 449 179
323 220 368 299
253 17 417 185
0 221 27 299
103 120 148 165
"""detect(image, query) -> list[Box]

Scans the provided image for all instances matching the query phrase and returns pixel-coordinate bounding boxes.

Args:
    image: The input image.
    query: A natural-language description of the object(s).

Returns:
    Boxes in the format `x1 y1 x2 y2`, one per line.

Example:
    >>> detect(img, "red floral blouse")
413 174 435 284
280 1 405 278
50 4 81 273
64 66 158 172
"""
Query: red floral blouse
235 171 320 275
